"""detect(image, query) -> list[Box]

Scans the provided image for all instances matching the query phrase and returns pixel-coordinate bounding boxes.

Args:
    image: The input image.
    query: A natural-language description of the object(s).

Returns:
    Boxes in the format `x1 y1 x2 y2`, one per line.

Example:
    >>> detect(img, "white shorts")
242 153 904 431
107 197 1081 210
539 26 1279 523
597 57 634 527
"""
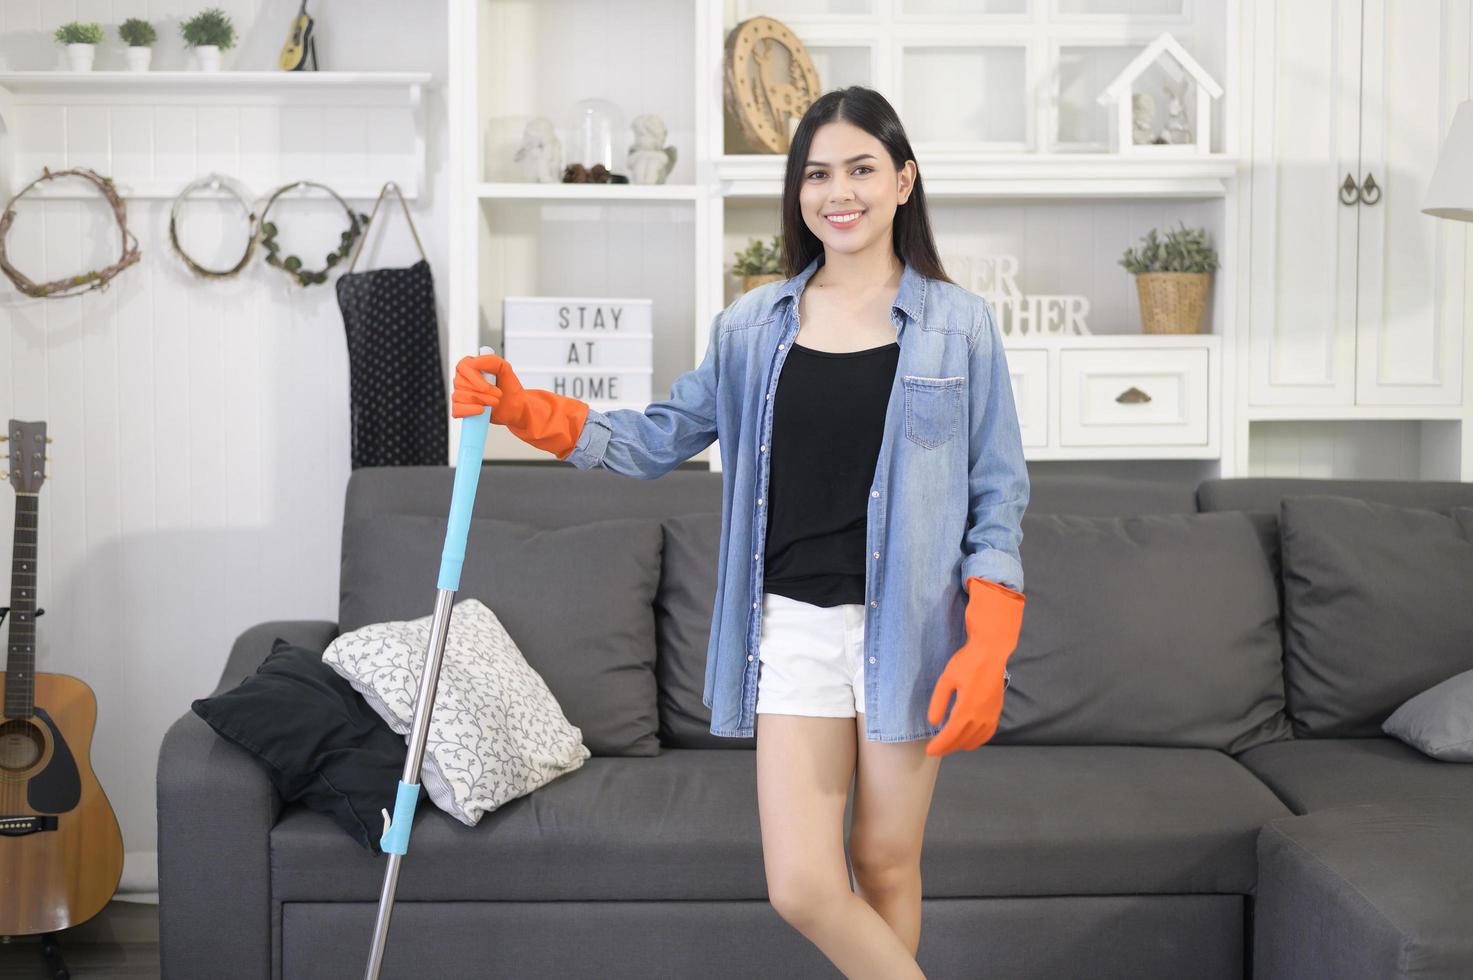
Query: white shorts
754 590 867 718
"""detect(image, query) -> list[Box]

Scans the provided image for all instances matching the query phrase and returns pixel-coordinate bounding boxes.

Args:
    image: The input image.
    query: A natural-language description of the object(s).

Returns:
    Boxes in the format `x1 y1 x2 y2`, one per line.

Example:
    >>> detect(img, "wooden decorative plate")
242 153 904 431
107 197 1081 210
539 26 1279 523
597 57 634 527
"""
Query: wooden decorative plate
724 16 823 154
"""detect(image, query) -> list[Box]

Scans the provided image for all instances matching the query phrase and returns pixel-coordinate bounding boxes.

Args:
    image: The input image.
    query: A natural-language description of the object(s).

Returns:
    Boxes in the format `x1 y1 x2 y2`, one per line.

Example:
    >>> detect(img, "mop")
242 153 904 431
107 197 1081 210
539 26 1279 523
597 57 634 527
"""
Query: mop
362 346 498 980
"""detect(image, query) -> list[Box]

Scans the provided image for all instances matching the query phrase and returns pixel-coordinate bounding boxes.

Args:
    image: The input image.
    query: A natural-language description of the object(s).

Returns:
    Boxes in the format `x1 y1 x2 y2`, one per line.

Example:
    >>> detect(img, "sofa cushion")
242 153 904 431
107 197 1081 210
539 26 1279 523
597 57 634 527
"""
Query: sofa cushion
654 512 743 749
998 511 1291 752
343 464 724 529
321 598 592 826
339 514 664 756
1382 666 1473 762
270 750 768 903
1254 797 1473 978
1197 476 1473 517
1279 494 1473 737
1233 736 1473 814
267 744 1288 903
191 638 416 854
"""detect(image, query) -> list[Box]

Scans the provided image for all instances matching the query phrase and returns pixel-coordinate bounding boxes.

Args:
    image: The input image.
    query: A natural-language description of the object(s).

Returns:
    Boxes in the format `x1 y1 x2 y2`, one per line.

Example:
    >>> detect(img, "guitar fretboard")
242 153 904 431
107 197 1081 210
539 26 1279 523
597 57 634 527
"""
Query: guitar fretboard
5 493 38 719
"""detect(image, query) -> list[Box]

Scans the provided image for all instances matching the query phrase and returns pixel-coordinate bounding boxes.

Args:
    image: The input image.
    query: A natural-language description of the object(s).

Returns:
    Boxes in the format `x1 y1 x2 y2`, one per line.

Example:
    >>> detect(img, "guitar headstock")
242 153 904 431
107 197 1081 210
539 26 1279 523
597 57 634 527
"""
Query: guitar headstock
4 419 50 494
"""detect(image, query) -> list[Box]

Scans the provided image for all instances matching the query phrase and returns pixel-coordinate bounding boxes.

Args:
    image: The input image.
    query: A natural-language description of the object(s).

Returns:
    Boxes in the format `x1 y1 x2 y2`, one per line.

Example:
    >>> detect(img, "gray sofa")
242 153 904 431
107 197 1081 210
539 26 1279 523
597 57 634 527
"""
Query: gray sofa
157 466 1473 979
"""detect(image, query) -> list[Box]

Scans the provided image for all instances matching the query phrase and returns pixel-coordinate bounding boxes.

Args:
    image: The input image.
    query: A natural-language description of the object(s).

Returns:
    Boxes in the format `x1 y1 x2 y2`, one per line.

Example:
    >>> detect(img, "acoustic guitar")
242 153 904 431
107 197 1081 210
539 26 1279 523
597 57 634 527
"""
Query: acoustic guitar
0 419 124 937
278 0 318 72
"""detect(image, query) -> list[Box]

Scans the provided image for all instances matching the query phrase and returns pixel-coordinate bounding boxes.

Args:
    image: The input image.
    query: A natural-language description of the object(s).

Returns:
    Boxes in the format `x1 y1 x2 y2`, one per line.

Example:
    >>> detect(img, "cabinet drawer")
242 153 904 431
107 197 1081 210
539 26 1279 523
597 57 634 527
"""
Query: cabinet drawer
1059 347 1209 447
1005 347 1049 448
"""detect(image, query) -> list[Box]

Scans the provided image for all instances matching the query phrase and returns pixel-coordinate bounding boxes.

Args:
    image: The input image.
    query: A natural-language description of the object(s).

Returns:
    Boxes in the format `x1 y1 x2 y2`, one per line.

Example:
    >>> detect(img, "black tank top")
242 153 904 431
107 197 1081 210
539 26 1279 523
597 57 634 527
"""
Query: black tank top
762 338 900 607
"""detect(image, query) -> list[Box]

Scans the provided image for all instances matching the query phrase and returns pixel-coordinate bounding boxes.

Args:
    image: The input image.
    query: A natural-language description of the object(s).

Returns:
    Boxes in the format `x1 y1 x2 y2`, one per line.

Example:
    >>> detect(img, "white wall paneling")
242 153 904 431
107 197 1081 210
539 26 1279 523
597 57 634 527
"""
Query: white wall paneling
0 0 451 903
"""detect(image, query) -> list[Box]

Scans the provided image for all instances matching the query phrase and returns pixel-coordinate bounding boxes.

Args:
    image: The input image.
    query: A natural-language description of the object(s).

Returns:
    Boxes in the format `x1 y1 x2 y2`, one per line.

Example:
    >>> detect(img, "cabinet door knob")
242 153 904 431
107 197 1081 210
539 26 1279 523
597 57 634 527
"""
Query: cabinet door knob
1360 172 1381 205
1339 173 1361 206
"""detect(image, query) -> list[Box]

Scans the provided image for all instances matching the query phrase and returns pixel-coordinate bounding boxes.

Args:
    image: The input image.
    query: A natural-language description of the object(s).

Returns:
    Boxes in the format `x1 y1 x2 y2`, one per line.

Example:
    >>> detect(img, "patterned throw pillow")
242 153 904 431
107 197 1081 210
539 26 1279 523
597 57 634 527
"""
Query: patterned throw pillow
321 597 591 826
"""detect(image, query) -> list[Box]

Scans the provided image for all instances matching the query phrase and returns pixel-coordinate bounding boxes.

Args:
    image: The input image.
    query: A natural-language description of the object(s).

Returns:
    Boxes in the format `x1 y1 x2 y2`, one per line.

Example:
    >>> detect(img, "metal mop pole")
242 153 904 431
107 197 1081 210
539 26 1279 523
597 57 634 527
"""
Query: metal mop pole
363 347 499 980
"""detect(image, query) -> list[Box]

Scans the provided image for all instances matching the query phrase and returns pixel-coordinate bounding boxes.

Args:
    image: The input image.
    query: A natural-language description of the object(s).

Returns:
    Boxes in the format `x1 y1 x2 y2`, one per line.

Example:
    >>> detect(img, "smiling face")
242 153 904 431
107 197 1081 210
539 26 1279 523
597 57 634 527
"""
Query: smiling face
799 119 915 257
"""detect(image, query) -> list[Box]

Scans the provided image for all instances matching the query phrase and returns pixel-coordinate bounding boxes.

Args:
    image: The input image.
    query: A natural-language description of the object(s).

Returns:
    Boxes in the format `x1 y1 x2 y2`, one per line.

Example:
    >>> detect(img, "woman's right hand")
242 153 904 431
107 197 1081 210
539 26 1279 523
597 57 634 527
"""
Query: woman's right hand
452 352 526 423
450 350 591 461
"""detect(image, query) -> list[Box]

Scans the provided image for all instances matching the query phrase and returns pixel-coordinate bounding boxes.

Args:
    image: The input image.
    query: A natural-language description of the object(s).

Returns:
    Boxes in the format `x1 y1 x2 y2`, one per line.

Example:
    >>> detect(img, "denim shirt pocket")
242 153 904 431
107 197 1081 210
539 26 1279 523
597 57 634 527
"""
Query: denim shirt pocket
901 375 965 449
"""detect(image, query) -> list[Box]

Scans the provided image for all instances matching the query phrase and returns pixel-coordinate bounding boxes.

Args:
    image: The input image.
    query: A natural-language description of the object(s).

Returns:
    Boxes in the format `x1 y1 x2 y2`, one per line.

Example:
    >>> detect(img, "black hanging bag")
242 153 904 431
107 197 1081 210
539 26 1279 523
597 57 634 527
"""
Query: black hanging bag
335 181 448 469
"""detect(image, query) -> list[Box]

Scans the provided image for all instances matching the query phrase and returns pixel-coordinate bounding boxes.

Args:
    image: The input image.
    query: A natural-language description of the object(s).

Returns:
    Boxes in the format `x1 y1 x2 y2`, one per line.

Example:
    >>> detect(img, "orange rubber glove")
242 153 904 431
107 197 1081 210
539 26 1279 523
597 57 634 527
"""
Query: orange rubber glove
451 352 590 461
925 576 1026 758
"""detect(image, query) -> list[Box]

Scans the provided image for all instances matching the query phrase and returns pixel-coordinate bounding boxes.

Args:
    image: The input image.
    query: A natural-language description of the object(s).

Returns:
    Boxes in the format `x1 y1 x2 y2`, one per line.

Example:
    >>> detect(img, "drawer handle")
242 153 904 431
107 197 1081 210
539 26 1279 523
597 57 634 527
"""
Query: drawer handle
1115 386 1152 404
1339 173 1360 206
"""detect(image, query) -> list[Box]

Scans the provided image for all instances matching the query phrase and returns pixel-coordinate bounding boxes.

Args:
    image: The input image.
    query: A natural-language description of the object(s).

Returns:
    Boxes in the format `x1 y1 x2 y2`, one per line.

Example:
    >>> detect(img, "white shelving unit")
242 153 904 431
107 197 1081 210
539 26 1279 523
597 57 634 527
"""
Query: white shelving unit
0 70 432 200
450 0 1244 469
716 151 1239 198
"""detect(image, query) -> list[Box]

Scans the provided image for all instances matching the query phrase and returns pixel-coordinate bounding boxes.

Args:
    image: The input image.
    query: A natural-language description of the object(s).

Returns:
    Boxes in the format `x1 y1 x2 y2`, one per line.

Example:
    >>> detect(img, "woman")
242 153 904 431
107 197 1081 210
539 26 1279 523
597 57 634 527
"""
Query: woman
452 86 1029 980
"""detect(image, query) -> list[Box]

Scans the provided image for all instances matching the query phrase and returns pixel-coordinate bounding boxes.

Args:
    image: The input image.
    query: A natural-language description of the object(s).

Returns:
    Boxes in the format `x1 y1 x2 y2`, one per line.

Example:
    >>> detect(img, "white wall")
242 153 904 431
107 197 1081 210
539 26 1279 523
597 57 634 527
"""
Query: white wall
0 0 449 899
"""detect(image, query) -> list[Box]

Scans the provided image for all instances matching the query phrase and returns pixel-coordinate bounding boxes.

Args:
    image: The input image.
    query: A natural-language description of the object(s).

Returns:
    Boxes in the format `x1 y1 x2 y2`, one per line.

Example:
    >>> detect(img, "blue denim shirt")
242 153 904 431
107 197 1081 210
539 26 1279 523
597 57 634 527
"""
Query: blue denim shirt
564 254 1029 742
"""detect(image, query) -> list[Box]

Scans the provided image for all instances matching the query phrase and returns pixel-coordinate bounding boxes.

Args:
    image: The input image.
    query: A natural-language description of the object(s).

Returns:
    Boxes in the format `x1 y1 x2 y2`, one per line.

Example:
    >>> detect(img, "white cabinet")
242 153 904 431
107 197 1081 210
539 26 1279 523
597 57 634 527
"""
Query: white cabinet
1059 345 1210 447
1004 336 1219 459
1246 0 1469 411
1008 348 1050 449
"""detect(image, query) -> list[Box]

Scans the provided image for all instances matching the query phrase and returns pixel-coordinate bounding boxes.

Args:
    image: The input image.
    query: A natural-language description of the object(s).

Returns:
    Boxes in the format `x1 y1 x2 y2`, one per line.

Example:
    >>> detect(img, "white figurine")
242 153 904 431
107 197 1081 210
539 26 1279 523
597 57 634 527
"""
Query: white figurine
513 117 563 183
627 114 677 185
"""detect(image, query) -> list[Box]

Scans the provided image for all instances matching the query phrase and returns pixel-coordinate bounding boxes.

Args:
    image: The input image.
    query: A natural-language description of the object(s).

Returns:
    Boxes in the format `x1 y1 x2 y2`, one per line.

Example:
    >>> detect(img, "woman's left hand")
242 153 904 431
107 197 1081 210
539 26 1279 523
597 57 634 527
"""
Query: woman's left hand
926 577 1026 757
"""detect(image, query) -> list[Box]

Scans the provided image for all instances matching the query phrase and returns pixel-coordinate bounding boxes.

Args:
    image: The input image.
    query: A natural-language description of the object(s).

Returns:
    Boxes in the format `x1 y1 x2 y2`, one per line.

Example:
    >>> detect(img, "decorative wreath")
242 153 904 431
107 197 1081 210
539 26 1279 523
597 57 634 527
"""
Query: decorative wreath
257 180 370 287
0 166 141 299
168 173 258 280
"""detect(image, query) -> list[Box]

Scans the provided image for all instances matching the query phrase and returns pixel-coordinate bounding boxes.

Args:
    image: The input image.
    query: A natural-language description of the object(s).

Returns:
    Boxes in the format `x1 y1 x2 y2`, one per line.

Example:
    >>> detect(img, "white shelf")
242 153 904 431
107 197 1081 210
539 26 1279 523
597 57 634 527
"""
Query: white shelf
1245 406 1466 422
0 70 432 92
453 0 1245 466
481 155 1242 201
477 181 707 201
0 70 432 200
717 152 1242 199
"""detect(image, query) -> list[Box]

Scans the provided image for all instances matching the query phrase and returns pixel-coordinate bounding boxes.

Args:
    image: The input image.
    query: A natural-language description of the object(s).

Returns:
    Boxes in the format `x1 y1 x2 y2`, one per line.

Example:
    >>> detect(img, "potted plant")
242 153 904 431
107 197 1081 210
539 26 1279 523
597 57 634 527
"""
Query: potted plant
180 8 236 71
54 22 104 72
1118 221 1219 333
118 18 157 72
732 234 785 293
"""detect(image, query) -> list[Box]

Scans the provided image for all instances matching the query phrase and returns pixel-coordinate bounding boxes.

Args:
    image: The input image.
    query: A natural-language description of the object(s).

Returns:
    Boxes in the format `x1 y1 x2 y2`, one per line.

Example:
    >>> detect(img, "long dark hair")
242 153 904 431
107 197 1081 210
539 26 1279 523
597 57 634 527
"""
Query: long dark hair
780 86 954 285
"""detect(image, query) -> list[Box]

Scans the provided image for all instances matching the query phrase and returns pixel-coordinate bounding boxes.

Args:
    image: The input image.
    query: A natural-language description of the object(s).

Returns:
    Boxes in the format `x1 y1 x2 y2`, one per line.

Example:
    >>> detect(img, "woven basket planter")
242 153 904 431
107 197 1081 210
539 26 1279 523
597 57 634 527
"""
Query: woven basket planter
1134 271 1211 333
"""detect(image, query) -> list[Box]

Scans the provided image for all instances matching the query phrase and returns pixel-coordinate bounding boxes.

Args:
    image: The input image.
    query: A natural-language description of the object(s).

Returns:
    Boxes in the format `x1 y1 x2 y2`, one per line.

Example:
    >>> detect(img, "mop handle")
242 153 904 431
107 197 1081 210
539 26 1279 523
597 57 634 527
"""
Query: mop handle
378 346 497 857
438 345 497 592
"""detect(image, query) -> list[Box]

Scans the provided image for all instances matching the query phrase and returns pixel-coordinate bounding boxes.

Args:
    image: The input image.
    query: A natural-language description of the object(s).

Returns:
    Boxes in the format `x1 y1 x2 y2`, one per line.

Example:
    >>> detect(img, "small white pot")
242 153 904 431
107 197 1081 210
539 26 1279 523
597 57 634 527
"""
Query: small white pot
65 43 96 72
124 46 152 72
193 44 221 71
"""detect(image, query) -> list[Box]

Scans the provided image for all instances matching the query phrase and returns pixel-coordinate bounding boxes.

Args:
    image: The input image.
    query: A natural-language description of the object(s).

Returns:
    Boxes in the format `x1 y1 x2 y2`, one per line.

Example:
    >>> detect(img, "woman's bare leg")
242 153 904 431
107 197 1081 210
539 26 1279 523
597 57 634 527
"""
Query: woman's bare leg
756 712 926 980
848 711 943 958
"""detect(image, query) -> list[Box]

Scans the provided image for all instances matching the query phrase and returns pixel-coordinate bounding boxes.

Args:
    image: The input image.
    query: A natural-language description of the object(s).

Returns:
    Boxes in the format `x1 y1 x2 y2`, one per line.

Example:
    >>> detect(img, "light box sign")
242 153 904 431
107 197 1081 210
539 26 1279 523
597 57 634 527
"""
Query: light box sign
502 297 654 410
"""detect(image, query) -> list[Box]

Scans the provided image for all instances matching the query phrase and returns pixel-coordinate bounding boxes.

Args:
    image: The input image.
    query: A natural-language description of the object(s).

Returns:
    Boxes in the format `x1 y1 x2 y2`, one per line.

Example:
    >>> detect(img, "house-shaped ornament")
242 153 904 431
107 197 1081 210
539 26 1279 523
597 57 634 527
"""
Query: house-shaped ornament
1096 32 1222 156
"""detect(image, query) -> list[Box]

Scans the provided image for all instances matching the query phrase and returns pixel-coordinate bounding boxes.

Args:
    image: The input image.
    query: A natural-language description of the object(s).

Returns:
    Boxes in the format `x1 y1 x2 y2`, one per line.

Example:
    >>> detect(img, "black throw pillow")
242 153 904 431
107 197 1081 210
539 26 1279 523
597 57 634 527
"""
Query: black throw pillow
191 637 420 853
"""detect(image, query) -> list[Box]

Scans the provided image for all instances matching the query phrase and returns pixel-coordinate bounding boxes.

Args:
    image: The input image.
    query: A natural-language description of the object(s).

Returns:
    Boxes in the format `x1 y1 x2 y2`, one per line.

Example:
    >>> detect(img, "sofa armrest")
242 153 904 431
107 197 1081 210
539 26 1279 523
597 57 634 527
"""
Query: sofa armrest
157 619 338 980
212 619 341 695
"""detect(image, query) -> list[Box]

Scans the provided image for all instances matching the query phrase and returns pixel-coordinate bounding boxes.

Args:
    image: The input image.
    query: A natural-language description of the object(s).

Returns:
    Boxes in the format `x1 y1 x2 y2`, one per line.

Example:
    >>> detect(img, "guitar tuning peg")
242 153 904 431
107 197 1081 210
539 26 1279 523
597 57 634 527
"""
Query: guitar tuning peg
46 437 54 444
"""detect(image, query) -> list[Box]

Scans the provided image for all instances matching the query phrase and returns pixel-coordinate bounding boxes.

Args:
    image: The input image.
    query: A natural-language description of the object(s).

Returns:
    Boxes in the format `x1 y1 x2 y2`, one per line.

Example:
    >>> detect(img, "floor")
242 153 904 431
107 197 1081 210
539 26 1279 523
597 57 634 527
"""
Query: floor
0 941 160 979
0 903 160 980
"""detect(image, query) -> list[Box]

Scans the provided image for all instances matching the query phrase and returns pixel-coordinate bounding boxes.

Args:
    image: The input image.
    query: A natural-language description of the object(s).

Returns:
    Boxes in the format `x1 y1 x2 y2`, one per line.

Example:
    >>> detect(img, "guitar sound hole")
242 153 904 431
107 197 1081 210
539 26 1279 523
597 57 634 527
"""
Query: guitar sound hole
0 719 44 772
